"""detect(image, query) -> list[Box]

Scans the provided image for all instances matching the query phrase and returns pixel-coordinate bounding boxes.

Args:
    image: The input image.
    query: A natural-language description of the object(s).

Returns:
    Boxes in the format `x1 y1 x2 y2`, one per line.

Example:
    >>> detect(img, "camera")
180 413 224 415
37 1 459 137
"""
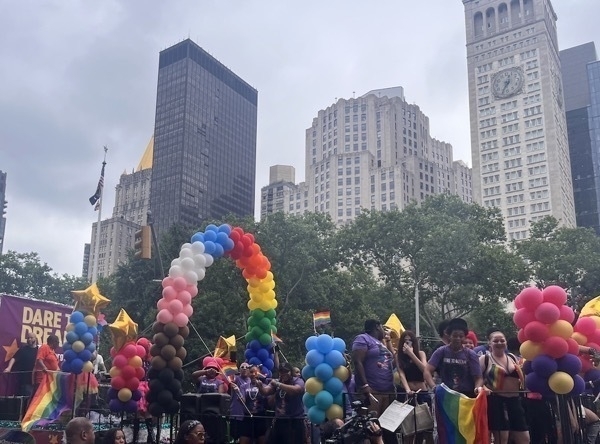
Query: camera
324 400 380 444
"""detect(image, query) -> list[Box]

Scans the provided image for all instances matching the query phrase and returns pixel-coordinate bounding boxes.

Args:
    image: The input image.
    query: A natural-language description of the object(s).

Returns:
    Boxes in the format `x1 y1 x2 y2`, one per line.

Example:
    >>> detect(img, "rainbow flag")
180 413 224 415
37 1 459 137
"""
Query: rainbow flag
21 372 79 432
434 384 489 444
313 311 331 328
221 361 238 377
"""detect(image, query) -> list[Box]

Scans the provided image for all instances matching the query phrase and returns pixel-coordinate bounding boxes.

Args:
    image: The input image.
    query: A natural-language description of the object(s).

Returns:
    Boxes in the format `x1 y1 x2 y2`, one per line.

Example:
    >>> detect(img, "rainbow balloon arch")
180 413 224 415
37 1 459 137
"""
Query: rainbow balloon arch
146 224 278 417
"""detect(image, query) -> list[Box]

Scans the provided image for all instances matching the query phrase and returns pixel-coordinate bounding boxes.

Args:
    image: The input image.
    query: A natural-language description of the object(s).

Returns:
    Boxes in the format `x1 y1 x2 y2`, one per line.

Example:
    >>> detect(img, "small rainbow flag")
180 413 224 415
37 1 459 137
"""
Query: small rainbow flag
221 361 238 377
313 311 331 328
21 372 80 432
434 384 489 444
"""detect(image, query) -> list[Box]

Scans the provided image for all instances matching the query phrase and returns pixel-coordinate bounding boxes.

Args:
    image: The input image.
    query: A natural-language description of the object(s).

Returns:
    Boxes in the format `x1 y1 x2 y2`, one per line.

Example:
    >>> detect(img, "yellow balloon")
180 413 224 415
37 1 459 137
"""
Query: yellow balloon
108 309 138 352
82 361 94 373
129 356 143 368
71 283 111 317
247 277 261 287
520 340 543 361
549 320 574 339
72 341 85 353
109 366 121 378
66 324 75 332
334 366 349 383
248 300 258 311
266 290 276 300
572 332 588 346
270 300 278 309
549 371 574 395
305 377 323 396
326 404 344 420
118 388 132 402
84 315 97 328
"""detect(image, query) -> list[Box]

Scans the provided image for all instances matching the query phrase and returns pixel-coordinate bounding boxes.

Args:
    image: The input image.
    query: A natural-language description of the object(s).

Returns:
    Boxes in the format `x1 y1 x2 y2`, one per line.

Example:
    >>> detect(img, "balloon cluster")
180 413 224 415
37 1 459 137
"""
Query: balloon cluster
106 341 146 412
569 315 600 382
301 335 348 424
514 286 585 396
62 311 98 374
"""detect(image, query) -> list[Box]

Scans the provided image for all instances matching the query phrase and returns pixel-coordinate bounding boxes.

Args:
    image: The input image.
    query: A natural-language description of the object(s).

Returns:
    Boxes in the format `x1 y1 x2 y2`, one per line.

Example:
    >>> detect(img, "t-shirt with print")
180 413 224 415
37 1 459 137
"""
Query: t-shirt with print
352 333 394 392
244 384 266 416
274 377 305 418
428 345 481 396
230 375 252 419
197 376 224 394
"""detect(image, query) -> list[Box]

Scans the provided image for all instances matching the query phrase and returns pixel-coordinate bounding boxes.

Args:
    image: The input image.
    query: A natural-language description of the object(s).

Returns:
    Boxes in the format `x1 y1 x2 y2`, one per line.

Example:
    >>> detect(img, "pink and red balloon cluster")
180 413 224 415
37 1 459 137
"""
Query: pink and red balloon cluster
106 341 147 412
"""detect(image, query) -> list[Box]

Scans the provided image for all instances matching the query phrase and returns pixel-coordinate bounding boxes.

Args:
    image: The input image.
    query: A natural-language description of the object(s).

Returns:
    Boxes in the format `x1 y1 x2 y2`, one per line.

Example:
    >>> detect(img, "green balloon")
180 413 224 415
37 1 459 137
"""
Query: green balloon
265 309 276 319
252 310 265 320
245 332 253 342
258 317 272 331
251 326 263 338
259 333 272 346
247 317 256 327
271 325 278 334
271 318 277 326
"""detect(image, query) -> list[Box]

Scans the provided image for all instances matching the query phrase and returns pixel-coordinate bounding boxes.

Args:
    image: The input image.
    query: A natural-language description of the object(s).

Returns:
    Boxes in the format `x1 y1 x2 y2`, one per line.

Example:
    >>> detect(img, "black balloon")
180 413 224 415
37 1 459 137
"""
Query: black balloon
174 368 185 381
157 389 173 405
169 334 184 349
152 322 164 334
160 344 176 361
151 356 167 370
158 368 175 384
168 379 182 393
153 332 170 347
150 344 162 358
167 357 183 371
179 326 190 338
176 346 187 361
148 379 164 394
148 402 163 418
166 399 180 414
163 322 179 338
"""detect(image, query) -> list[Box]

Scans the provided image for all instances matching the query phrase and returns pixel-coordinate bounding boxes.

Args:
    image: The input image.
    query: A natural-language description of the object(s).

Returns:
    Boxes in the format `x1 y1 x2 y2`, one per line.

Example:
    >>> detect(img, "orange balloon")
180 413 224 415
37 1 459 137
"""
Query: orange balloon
572 332 588 345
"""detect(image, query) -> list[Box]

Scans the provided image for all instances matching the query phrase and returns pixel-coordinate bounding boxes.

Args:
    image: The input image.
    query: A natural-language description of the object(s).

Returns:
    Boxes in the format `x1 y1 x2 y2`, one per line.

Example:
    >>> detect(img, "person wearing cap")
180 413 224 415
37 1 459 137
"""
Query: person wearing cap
196 362 226 394
257 362 305 444
424 318 483 398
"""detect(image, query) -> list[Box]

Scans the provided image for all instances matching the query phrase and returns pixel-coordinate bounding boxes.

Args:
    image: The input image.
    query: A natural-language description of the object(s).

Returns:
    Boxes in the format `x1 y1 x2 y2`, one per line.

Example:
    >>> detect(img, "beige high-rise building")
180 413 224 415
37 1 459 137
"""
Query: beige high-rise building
462 0 575 240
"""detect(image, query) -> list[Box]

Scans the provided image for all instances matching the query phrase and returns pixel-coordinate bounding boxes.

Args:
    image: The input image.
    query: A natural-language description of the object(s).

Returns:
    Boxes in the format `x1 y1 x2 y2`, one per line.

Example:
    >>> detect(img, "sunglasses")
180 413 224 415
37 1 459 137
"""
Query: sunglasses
240 365 250 369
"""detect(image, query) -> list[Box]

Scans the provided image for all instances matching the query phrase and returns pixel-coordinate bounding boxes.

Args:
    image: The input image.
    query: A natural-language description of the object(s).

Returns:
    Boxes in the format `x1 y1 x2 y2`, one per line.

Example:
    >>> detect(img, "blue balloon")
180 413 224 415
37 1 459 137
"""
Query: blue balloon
308 406 326 424
203 241 216 254
205 224 219 233
85 342 96 353
263 359 274 370
324 377 344 397
75 322 88 336
305 336 319 351
249 340 262 351
316 335 334 354
203 230 217 242
217 224 232 234
315 390 334 410
81 332 94 345
303 392 316 409
314 363 334 382
257 348 269 361
263 369 272 378
88 326 98 337
70 311 84 324
302 365 315 380
61 361 71 373
245 349 256 360
70 358 84 374
78 350 92 362
216 232 230 245
325 350 346 368
222 238 235 252
191 232 205 243
212 243 224 258
62 342 72 351
63 350 76 362
249 357 262 366
333 393 344 406
332 337 346 353
306 349 325 367
66 331 79 344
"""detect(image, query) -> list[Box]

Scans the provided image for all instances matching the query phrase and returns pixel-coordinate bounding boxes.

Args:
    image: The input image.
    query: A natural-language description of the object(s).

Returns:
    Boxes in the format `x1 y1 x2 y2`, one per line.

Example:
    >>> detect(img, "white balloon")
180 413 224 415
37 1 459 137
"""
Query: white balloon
179 247 194 259
196 268 206 281
191 241 205 254
203 253 214 268
171 258 181 267
182 242 192 250
169 265 184 278
193 254 206 268
180 257 195 271
184 270 199 284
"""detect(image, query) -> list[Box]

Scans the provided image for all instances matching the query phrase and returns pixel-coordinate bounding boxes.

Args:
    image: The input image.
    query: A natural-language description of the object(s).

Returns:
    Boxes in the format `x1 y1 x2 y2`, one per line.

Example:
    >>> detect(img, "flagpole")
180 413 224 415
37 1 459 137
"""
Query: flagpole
91 146 108 283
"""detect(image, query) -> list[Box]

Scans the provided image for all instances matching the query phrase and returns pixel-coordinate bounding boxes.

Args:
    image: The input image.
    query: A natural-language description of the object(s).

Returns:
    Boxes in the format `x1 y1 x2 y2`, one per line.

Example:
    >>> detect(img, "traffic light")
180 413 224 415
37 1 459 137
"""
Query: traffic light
134 226 152 259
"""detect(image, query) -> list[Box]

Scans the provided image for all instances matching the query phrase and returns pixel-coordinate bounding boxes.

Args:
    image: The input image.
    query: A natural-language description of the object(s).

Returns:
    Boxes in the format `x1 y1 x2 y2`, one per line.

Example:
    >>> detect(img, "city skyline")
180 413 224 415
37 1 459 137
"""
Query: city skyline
1 1 599 276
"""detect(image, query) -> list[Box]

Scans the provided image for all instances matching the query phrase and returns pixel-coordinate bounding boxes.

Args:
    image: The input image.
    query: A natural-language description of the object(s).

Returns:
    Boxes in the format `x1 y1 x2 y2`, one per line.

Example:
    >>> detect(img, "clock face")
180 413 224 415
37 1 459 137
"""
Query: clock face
491 68 524 99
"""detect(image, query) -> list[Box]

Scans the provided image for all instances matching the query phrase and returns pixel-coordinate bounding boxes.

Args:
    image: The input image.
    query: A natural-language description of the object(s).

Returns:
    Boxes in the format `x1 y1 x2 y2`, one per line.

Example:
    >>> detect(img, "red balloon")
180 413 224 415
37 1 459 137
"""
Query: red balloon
241 235 253 248
121 365 136 380
543 336 568 359
113 354 128 369
517 328 528 343
229 231 241 242
125 377 140 391
576 317 597 336
136 345 147 358
514 294 524 310
524 321 550 342
559 306 575 323
566 338 580 355
542 285 568 307
135 366 145 380
514 308 536 329
111 376 125 390
256 268 268 279
520 287 544 311
535 302 560 324
123 344 138 359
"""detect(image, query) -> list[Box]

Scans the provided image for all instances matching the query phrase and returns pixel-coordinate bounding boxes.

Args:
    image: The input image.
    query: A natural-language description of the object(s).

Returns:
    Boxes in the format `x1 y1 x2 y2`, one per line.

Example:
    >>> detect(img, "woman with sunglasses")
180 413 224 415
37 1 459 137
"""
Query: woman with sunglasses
174 420 206 444
229 363 253 442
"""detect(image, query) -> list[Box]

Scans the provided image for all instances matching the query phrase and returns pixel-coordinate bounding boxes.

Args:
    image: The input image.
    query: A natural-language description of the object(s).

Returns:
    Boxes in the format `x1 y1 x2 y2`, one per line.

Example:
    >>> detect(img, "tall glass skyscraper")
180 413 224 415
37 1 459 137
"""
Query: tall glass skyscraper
150 39 258 233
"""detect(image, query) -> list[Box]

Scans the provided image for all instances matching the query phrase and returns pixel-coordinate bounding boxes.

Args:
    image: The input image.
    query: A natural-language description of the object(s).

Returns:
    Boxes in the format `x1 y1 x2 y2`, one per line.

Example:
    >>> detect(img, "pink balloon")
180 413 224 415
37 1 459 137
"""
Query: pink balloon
566 338 580 355
587 342 600 351
518 328 528 343
524 321 550 342
542 285 568 307
162 277 174 289
136 345 147 358
173 313 189 328
535 302 560 324
183 304 193 317
575 317 597 336
187 285 199 298
520 287 544 311
113 354 128 369
543 336 568 359
173 277 187 292
168 299 184 314
157 299 169 311
157 309 173 324
177 291 192 305
514 308 536 329
559 306 575 323
514 294 524 310
162 286 177 301
123 343 137 359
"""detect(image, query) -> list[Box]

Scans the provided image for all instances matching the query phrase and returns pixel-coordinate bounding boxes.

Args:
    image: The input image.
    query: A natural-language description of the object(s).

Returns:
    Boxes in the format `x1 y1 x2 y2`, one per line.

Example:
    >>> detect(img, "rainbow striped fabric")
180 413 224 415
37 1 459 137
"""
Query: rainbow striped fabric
313 311 331 328
434 384 489 444
21 372 79 432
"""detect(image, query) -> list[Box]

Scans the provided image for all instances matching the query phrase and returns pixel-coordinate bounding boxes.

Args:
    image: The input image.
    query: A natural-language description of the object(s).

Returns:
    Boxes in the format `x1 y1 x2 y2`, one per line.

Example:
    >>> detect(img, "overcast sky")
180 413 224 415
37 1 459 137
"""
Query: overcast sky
1 0 599 277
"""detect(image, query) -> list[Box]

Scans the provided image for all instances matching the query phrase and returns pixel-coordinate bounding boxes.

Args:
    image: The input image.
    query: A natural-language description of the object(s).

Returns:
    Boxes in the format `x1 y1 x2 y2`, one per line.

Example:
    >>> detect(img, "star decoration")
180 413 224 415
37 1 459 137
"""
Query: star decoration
3 339 19 362
71 283 110 317
49 433 60 444
109 308 138 351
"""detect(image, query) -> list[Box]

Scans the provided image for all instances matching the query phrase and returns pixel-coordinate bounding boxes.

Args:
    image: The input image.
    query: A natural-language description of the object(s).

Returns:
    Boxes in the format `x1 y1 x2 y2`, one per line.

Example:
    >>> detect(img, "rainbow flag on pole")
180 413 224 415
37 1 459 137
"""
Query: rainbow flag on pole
313 311 331 328
21 372 79 432
434 383 489 444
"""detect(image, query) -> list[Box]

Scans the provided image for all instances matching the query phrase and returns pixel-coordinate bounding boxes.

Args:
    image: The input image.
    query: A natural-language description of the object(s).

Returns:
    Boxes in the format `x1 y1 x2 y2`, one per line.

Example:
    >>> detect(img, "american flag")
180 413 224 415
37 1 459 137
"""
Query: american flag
89 161 105 206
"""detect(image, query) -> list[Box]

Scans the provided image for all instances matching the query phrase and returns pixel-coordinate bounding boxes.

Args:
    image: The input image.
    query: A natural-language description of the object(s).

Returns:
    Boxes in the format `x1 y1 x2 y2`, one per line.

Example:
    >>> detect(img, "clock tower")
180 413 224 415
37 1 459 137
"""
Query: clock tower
462 0 575 240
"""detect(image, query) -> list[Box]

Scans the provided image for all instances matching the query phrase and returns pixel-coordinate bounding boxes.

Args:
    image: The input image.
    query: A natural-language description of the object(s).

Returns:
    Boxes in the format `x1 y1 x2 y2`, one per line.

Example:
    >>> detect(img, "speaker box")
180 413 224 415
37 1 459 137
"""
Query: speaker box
199 394 230 444
0 396 28 421
180 393 202 422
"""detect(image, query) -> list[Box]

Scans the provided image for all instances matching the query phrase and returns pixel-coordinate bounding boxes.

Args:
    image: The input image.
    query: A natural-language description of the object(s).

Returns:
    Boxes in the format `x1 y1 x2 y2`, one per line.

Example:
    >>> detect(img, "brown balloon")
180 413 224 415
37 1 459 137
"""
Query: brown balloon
151 356 167 370
179 326 190 339
160 344 177 361
153 332 170 347
167 356 183 371
152 322 164 334
150 344 162 358
176 346 187 361
169 334 184 349
163 322 179 338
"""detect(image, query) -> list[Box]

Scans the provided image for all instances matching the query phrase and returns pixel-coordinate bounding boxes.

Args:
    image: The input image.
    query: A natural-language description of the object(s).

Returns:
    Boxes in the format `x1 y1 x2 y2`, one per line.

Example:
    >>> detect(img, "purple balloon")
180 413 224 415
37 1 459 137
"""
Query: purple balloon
125 400 138 412
585 368 600 382
531 354 558 378
526 372 551 396
556 354 582 376
522 360 533 375
107 388 117 400
132 389 142 401
109 399 123 412
571 375 586 396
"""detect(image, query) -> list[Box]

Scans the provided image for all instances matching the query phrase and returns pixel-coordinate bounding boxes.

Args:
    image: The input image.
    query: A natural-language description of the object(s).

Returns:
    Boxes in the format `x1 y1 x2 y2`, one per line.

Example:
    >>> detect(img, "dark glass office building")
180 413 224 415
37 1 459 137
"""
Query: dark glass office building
150 39 257 233
560 43 600 234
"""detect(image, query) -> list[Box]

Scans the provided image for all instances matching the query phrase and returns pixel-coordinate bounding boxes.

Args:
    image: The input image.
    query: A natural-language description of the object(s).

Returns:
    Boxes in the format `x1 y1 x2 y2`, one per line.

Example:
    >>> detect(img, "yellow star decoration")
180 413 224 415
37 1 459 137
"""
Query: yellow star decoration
3 339 19 362
109 308 138 352
48 433 60 444
71 283 110 317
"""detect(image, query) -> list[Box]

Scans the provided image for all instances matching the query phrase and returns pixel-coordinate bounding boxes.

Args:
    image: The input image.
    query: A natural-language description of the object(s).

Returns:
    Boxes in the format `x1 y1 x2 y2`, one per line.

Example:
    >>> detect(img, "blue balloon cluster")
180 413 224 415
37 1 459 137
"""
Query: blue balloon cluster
61 311 98 374
244 339 275 378
302 334 348 424
190 224 234 259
